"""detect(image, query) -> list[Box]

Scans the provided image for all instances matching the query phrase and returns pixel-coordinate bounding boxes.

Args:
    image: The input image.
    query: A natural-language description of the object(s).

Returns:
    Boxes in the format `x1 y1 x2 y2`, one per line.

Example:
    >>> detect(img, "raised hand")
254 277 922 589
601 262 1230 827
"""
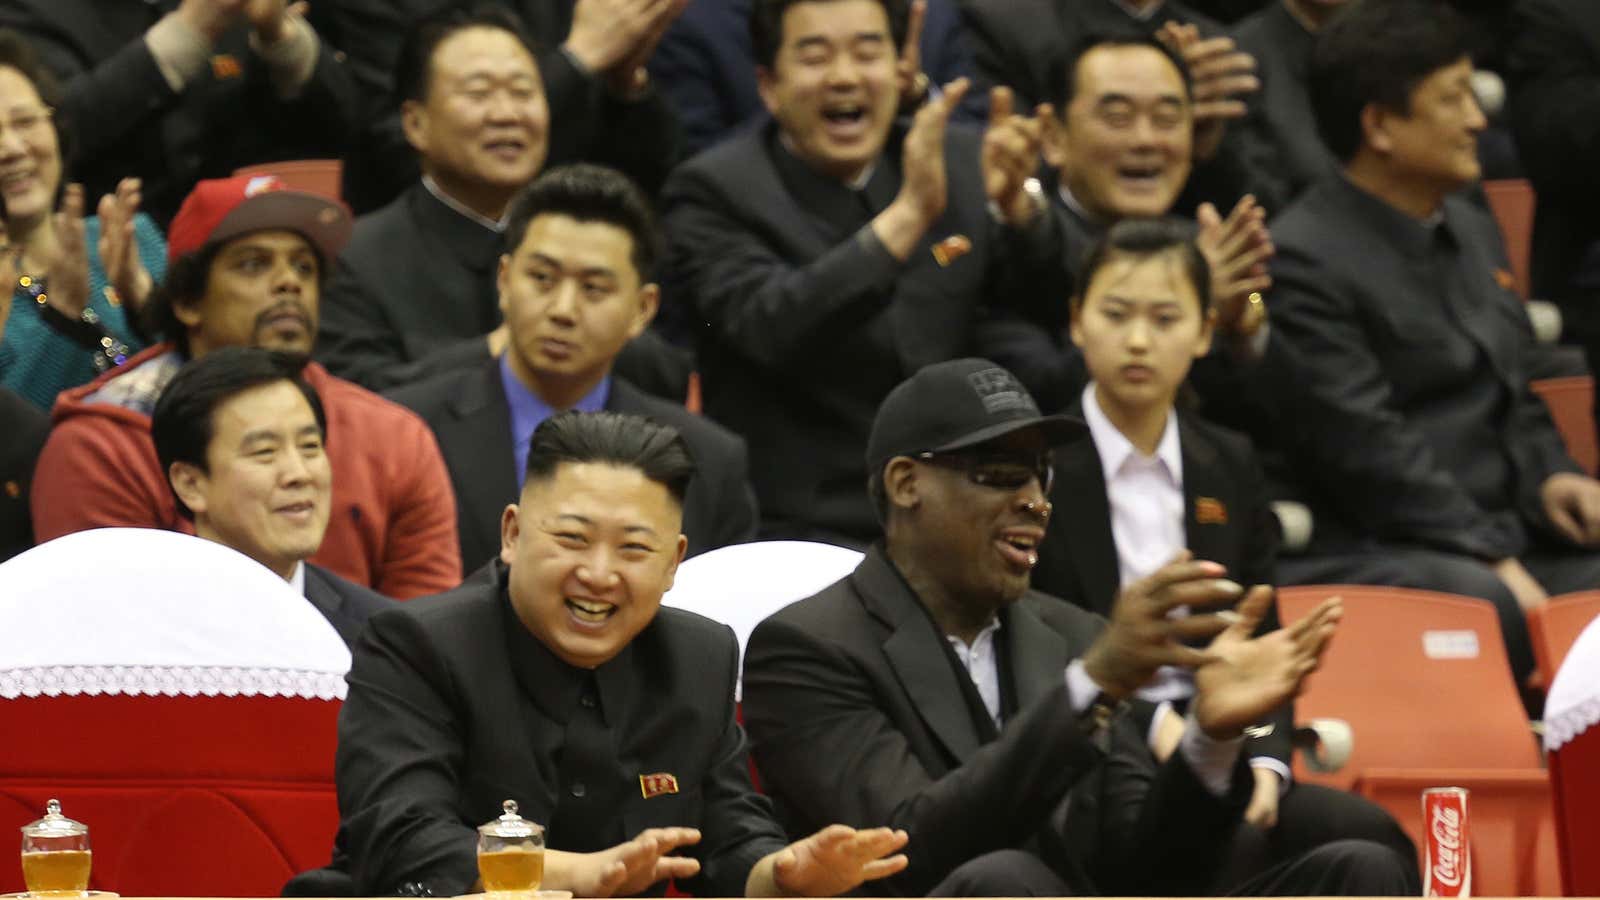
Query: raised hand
763 825 910 897
97 178 153 312
873 78 970 260
567 0 684 78
1080 551 1250 699
47 183 90 319
1192 588 1341 740
0 217 12 342
549 827 702 898
1157 22 1257 161
895 0 928 107
1196 195 1272 334
981 86 1050 227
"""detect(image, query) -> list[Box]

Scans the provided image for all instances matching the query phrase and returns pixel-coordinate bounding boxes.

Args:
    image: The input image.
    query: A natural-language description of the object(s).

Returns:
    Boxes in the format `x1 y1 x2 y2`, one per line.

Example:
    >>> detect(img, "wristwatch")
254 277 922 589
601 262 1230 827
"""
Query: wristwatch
1078 690 1124 750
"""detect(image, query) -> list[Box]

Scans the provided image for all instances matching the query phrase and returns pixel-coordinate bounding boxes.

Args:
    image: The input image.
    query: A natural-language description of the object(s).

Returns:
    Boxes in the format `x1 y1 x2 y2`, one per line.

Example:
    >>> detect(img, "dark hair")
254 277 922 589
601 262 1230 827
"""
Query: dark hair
1309 0 1470 163
152 347 327 521
1047 32 1191 113
138 243 221 357
0 29 75 203
394 5 540 107
525 411 695 505
502 164 661 278
751 0 909 69
1073 216 1212 313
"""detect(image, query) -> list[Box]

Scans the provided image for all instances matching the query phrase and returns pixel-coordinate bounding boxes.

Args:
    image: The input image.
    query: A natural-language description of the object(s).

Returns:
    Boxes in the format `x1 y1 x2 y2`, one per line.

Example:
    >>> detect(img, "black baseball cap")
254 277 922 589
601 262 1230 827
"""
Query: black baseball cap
866 358 1086 473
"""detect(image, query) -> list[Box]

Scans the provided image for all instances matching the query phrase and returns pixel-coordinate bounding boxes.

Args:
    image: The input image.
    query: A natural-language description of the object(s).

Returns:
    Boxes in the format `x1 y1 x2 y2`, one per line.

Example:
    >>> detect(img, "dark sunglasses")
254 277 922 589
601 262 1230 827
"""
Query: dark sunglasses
915 450 1055 494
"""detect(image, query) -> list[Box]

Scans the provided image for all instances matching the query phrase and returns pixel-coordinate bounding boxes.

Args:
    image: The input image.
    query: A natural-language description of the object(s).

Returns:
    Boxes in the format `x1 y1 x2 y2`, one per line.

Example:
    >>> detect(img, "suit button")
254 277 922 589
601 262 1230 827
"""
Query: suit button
570 783 586 798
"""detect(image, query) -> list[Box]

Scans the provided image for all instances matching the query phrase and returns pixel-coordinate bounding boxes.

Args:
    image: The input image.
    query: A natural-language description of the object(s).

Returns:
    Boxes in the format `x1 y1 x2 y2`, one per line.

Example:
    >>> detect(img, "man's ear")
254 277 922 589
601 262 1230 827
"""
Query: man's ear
1195 306 1216 359
883 457 922 514
660 532 689 593
168 461 209 518
500 503 521 566
497 253 512 316
171 294 204 329
1359 102 1394 157
1041 110 1071 170
756 65 781 117
1068 298 1086 349
629 283 661 339
400 99 429 155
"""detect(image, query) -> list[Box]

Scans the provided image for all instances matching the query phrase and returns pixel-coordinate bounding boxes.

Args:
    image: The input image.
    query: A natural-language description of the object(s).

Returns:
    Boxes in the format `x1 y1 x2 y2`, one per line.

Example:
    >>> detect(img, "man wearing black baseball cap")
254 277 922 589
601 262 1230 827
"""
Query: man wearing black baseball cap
31 175 462 600
742 358 1415 897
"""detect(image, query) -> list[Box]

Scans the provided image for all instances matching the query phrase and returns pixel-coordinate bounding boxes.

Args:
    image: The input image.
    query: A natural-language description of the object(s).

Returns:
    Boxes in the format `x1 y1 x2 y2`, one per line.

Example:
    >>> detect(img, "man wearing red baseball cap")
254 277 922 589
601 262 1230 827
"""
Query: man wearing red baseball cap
30 175 463 599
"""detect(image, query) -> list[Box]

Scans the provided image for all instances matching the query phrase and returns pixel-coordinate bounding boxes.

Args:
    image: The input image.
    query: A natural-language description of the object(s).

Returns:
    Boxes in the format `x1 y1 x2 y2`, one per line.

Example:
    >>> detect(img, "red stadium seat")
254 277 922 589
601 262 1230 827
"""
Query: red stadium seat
1528 590 1600 690
1278 585 1559 897
1532 376 1598 477
1484 178 1536 299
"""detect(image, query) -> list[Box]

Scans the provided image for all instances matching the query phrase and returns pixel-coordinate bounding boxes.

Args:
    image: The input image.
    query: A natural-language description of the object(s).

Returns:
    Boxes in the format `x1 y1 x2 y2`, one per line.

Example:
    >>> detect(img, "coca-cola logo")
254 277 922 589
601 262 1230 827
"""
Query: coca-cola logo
1431 806 1463 887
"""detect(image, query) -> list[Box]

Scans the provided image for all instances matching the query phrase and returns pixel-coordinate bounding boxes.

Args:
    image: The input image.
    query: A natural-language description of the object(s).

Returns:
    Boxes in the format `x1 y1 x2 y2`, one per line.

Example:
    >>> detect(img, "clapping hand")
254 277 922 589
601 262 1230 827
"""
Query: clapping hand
1196 195 1272 335
982 87 1050 228
97 178 153 312
758 825 909 897
47 183 90 320
895 0 929 107
1192 588 1340 741
547 827 702 898
1156 22 1257 161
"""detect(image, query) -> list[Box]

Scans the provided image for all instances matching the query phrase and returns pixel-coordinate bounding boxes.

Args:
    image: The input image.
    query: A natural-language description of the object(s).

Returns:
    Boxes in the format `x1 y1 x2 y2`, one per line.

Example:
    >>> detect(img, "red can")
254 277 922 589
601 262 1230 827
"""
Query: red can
1422 787 1472 897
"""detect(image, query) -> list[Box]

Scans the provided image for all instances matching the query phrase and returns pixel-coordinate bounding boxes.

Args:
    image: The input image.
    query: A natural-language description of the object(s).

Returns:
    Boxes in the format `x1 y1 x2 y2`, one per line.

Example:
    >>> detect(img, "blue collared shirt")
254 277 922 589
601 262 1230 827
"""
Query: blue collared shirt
499 355 610 490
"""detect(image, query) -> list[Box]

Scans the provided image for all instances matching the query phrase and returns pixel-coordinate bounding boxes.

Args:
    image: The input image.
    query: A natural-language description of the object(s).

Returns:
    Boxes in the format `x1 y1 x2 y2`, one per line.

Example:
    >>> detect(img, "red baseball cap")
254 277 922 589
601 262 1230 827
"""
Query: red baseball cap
165 175 353 267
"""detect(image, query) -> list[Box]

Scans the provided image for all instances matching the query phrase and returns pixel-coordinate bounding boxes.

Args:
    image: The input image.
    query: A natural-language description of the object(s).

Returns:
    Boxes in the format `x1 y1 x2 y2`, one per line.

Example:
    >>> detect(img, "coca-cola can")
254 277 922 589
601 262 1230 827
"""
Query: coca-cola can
1422 787 1471 897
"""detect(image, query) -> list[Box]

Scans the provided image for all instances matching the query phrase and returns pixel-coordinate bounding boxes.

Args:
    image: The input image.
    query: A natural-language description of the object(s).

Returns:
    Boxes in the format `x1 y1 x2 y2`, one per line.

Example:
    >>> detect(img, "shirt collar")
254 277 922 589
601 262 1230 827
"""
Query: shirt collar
1056 181 1106 231
499 354 610 488
945 617 1002 654
421 175 508 233
1110 0 1163 22
1082 382 1182 483
289 561 306 596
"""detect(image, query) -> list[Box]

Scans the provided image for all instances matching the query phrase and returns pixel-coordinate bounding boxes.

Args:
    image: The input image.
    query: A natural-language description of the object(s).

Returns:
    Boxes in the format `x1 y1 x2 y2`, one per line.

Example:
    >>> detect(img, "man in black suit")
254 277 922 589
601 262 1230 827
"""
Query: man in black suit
660 0 1065 545
1232 0 1345 209
152 348 393 648
0 0 356 225
315 0 684 215
1265 0 1600 684
313 410 910 897
742 358 1414 896
316 9 688 398
389 164 757 574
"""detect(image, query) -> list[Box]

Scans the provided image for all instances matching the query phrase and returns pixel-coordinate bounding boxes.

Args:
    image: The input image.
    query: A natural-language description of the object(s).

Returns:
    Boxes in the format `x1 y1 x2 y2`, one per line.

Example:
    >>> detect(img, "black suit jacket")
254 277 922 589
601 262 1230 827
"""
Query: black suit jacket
302 562 394 648
1507 0 1600 307
1233 2 1332 212
0 0 357 225
742 545 1251 897
326 561 788 896
1034 409 1292 765
660 121 1067 543
317 0 680 213
1265 175 1580 560
0 388 48 563
386 360 757 572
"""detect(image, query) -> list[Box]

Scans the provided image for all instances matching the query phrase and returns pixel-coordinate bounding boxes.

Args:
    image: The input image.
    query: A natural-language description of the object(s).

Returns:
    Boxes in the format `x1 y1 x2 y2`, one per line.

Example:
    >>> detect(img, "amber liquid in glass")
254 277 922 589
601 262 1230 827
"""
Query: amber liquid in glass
478 847 544 894
21 849 91 896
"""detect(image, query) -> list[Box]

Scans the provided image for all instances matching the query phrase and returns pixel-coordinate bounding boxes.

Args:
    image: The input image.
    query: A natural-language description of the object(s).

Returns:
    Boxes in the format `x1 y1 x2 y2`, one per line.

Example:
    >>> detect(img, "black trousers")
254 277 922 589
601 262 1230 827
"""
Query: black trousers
926 784 1418 897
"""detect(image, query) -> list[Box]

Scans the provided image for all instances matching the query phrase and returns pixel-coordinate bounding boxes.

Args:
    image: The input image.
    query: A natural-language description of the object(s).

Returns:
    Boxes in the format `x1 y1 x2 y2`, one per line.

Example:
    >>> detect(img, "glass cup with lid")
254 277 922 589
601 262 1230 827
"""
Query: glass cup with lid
476 800 544 897
19 800 91 897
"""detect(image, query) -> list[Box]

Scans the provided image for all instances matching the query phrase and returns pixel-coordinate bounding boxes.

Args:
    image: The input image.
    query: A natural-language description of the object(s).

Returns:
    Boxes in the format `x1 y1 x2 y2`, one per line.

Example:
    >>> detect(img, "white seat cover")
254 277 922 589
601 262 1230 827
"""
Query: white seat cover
662 540 864 698
0 528 351 700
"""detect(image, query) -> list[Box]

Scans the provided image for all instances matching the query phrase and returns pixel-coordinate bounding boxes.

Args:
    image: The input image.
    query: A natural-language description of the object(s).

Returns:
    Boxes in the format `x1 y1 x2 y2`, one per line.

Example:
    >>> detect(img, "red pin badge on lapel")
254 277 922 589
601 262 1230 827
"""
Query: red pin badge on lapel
210 54 243 80
639 773 679 799
1195 496 1228 525
932 234 971 267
